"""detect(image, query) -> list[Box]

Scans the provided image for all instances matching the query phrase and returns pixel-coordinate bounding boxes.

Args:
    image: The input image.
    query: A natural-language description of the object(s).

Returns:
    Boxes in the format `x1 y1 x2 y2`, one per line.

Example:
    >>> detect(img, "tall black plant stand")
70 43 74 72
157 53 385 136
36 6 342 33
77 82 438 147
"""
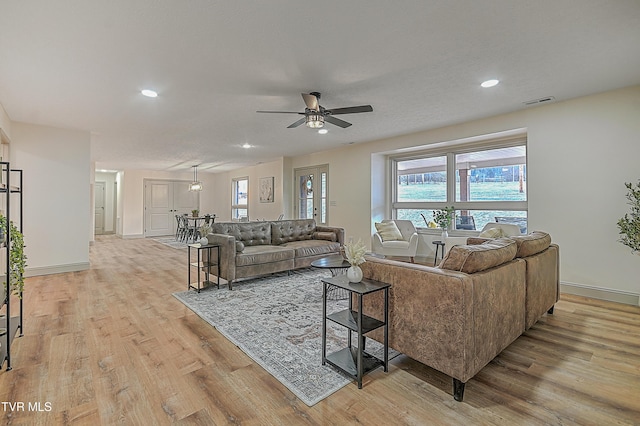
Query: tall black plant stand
0 163 24 371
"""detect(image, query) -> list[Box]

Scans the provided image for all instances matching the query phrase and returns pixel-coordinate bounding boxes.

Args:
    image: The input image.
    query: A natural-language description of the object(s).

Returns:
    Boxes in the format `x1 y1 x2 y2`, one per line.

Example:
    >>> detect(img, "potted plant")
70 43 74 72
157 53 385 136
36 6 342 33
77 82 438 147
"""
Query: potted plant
198 223 213 245
344 239 367 283
0 215 27 298
617 180 640 254
191 209 199 218
433 206 456 239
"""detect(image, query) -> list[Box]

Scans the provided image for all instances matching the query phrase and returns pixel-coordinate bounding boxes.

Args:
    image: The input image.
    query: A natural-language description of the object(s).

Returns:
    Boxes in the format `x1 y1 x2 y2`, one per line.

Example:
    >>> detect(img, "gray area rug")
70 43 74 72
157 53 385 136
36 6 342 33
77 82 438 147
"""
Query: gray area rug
173 269 396 406
151 236 188 249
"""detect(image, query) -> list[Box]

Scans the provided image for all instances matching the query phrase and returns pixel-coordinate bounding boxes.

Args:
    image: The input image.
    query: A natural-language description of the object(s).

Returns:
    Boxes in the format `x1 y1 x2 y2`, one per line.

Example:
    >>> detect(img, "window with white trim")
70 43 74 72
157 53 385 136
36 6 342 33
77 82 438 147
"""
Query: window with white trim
232 177 248 220
392 141 527 233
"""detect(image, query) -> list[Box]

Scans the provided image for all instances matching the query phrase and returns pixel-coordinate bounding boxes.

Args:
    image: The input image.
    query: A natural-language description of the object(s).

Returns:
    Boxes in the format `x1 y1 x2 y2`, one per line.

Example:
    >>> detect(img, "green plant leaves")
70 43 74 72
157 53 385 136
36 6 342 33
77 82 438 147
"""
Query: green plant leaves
0 215 27 298
617 181 640 253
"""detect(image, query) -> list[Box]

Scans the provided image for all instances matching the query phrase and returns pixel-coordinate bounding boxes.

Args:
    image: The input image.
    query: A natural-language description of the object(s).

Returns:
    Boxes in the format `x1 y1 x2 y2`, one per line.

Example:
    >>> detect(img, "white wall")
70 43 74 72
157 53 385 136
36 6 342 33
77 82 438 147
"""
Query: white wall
225 86 640 303
11 122 91 275
0 103 11 140
211 158 285 222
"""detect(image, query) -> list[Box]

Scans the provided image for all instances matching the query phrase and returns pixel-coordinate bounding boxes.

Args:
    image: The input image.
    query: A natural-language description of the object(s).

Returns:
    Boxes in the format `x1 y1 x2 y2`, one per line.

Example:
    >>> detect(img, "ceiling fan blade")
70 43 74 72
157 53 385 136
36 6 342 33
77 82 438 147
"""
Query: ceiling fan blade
325 115 352 128
287 117 306 128
302 93 319 111
327 105 373 115
257 110 304 114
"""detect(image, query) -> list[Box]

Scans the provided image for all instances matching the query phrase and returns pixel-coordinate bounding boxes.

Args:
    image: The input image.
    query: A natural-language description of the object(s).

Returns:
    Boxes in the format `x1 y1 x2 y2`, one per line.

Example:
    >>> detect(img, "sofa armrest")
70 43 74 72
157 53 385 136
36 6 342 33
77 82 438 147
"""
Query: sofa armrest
408 232 419 251
206 233 237 283
316 225 345 246
372 232 384 252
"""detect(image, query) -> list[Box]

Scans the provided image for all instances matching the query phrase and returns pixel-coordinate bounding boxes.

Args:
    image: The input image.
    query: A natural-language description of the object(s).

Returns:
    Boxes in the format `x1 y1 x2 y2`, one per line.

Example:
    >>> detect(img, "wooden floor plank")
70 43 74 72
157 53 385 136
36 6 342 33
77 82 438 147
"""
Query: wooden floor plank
0 235 638 425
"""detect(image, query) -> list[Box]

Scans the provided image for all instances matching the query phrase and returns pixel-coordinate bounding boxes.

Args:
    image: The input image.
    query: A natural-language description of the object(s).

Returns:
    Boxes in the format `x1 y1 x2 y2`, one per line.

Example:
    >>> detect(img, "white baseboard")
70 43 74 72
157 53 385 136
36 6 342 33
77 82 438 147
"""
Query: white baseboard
560 281 639 306
25 262 90 277
121 233 145 239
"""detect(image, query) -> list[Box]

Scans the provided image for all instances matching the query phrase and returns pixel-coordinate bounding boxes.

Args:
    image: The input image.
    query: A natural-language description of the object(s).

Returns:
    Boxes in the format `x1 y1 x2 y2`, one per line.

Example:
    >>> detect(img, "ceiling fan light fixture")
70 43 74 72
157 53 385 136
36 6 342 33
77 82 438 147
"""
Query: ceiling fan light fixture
189 165 203 191
305 114 324 128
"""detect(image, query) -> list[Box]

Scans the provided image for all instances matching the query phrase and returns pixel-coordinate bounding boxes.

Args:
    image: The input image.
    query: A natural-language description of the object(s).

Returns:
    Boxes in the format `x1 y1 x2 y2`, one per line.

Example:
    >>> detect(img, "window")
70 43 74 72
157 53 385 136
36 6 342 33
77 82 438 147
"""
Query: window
393 141 527 232
232 177 248 220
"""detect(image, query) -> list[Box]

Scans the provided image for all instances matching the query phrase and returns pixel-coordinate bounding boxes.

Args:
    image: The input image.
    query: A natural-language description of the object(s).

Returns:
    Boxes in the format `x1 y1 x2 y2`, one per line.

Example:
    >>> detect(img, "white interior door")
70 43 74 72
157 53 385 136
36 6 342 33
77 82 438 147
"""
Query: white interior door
94 181 105 235
145 181 173 237
144 180 200 237
294 165 329 225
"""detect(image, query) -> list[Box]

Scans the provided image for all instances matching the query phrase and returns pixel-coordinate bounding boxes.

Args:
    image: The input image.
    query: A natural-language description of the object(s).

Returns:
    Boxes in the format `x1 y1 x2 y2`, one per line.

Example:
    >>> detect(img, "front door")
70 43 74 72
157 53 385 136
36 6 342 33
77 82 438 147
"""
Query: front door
144 180 199 237
294 165 329 225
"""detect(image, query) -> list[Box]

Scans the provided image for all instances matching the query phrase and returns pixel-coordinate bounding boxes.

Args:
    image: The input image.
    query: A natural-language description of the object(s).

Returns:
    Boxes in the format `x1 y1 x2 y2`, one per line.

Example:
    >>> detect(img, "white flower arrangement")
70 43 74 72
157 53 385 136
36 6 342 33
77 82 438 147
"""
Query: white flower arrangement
345 239 367 266
199 223 213 236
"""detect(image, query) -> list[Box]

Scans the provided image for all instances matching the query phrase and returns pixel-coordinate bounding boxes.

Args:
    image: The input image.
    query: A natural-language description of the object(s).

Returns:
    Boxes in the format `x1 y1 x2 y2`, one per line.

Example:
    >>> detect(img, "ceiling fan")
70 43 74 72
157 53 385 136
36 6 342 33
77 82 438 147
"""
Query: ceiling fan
257 92 373 129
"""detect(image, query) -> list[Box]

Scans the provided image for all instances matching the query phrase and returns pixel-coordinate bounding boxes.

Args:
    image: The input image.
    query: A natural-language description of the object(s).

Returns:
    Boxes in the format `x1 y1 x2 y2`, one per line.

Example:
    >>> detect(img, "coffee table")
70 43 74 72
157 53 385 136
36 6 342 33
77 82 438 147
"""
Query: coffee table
311 254 351 300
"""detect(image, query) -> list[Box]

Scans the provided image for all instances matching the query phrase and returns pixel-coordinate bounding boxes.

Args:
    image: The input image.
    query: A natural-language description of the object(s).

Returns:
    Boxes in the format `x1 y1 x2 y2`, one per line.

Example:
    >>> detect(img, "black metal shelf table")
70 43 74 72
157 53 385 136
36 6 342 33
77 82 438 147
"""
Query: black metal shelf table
187 243 221 292
321 275 390 388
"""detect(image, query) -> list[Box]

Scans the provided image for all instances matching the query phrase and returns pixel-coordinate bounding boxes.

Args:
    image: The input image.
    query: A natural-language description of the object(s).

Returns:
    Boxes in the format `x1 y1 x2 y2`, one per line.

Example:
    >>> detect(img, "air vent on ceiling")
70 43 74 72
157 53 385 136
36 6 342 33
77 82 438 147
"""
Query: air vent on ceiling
523 96 556 106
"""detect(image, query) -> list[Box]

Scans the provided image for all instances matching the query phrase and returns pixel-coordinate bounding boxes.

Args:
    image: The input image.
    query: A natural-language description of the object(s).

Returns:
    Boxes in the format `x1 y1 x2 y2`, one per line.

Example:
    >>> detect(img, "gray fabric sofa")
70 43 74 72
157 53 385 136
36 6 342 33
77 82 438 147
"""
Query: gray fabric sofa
206 219 345 289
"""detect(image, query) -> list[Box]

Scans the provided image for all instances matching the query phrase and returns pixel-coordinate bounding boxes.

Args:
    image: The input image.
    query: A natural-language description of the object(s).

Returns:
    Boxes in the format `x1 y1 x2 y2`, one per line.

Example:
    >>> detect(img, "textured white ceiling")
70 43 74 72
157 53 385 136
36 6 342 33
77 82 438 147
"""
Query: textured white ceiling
1 1 639 173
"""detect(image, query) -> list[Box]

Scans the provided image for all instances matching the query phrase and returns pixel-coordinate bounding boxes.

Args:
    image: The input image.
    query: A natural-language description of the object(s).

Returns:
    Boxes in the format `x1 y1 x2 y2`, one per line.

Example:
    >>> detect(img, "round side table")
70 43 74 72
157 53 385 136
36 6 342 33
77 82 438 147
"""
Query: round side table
432 240 446 266
311 255 351 300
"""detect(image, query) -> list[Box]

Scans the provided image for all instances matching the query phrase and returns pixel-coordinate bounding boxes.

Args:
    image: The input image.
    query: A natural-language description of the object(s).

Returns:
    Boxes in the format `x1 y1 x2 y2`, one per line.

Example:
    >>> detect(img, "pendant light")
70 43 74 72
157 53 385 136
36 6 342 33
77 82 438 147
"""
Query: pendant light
189 165 203 191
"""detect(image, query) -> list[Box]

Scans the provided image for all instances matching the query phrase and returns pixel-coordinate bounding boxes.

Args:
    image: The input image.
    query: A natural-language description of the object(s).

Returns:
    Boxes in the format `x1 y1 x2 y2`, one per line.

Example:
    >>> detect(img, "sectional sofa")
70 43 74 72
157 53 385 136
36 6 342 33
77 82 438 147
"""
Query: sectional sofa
359 232 559 401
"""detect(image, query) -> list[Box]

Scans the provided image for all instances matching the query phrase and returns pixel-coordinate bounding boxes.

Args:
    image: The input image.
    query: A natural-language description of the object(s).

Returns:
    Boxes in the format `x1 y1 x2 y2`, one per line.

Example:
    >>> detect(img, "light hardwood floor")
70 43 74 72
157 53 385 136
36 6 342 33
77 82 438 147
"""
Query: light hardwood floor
1 235 639 425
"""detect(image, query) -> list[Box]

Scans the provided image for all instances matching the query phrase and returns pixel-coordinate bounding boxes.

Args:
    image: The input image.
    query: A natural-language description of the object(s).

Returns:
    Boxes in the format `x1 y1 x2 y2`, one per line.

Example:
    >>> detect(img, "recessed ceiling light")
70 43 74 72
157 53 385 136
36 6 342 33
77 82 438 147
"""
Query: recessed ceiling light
318 129 328 135
242 143 252 149
481 79 499 88
141 89 158 98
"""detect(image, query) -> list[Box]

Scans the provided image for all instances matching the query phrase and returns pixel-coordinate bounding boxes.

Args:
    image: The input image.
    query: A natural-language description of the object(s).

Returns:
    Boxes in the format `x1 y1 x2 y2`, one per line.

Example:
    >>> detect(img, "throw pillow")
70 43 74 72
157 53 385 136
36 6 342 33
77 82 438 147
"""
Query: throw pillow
438 237 517 273
509 231 551 257
375 221 403 241
479 227 504 238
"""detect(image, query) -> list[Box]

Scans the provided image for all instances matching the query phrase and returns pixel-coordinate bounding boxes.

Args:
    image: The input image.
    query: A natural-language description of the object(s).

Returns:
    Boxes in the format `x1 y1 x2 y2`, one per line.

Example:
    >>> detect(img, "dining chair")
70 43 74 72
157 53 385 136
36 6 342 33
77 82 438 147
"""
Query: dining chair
175 215 187 242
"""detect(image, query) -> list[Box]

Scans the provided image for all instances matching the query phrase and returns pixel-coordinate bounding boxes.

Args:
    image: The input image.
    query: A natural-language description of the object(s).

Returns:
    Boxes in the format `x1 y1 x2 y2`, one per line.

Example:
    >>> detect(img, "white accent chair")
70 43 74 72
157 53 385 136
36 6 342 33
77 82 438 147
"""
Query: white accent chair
444 222 523 255
372 219 419 263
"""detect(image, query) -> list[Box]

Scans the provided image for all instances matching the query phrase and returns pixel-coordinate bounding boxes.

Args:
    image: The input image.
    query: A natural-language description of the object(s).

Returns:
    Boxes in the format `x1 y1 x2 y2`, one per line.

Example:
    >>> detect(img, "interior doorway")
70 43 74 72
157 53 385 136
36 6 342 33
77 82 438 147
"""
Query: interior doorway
94 181 106 235
144 180 199 237
294 165 329 225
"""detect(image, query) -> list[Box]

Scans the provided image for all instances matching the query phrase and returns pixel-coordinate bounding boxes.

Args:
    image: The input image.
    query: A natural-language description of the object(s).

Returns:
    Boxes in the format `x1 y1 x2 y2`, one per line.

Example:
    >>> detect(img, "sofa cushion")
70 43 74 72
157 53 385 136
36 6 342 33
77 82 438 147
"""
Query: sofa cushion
510 231 551 258
478 227 504 238
375 221 403 241
281 240 341 257
439 237 517 273
313 231 337 242
271 219 316 245
235 245 295 267
211 222 271 246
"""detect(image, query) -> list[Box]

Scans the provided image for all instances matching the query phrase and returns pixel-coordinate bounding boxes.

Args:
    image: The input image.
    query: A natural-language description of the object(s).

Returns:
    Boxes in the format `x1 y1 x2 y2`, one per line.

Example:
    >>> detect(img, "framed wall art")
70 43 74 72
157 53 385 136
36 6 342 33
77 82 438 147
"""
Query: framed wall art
259 177 274 203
